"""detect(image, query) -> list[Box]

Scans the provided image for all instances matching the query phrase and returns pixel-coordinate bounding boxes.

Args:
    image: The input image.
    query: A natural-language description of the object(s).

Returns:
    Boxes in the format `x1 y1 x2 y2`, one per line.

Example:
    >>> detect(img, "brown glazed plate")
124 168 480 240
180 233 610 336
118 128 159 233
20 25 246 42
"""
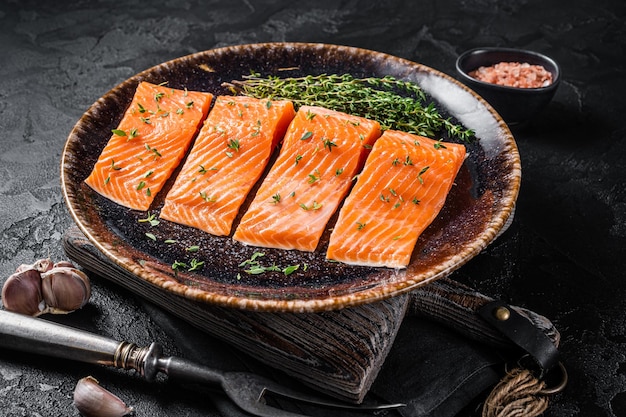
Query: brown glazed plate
61 43 521 313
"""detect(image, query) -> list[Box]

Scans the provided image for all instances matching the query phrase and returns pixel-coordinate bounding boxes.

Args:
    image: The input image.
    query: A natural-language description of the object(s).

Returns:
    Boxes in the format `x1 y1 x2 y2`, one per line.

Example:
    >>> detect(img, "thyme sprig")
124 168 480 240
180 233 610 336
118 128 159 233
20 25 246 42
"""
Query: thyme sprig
226 73 474 142
238 252 300 276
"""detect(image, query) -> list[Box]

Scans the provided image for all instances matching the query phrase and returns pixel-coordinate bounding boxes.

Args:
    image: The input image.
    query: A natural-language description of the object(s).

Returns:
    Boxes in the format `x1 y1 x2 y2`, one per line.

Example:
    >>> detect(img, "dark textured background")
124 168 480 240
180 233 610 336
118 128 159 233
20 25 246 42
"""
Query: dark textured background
0 0 625 416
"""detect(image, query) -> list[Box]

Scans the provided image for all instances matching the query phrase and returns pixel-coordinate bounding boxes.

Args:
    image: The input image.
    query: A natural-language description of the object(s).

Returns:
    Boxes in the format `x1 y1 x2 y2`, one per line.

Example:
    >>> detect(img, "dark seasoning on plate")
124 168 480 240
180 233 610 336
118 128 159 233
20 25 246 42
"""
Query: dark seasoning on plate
62 43 520 311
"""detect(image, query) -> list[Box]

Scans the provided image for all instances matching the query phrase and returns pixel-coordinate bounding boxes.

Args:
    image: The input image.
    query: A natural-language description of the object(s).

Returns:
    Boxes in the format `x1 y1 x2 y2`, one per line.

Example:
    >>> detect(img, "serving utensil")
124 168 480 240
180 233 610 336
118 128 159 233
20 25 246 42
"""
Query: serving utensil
0 309 403 417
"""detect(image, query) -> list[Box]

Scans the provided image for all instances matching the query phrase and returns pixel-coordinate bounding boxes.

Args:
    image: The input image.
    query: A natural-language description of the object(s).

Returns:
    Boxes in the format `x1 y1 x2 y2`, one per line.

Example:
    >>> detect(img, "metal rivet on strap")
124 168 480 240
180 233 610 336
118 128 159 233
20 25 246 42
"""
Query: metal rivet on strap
493 306 511 321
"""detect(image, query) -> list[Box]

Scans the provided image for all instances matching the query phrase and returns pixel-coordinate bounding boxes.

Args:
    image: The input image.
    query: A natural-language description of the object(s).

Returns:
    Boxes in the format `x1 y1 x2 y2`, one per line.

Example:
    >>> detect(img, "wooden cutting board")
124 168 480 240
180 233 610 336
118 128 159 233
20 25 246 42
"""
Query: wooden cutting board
62 226 558 403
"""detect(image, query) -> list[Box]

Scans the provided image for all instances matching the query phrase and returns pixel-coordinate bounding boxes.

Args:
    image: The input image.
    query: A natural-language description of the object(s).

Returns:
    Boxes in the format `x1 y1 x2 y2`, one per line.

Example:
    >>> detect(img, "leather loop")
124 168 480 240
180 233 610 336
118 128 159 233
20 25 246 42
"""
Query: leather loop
478 300 560 378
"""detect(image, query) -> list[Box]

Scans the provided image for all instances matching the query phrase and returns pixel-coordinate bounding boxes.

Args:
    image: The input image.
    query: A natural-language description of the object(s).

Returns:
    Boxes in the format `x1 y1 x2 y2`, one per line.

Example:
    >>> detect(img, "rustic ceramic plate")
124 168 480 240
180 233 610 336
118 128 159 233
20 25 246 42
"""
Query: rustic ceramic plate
61 43 520 312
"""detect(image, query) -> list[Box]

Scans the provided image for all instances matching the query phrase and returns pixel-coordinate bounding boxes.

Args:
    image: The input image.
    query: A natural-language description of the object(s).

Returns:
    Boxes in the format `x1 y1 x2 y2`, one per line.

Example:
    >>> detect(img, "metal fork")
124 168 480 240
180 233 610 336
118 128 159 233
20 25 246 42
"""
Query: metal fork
0 310 403 417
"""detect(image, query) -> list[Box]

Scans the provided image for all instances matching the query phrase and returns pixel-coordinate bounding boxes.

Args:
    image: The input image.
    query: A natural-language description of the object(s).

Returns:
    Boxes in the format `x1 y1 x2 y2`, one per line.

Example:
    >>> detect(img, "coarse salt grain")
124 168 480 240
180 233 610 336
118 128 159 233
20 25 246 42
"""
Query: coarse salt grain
469 62 553 88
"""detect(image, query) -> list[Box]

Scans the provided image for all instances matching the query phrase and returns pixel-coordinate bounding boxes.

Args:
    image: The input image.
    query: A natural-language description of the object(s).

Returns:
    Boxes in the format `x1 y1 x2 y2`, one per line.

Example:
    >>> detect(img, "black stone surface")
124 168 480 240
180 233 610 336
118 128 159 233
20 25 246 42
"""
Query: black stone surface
0 1 625 416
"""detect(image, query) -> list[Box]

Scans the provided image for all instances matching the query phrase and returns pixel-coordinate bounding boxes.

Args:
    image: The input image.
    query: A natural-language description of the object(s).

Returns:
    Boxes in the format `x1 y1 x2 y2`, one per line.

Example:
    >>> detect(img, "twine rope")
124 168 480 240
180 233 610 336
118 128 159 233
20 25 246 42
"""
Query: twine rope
482 367 549 417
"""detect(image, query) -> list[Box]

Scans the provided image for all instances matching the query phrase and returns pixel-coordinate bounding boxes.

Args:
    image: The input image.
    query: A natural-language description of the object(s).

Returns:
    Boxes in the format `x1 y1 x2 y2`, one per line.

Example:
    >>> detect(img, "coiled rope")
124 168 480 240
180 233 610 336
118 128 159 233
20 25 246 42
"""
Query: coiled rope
483 367 552 417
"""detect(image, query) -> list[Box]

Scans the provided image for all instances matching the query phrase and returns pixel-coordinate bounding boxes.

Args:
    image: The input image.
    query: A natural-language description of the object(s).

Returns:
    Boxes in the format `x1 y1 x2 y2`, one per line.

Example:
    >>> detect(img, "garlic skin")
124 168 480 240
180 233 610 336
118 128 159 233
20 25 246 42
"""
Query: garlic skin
15 258 54 274
74 376 134 417
41 267 91 314
53 260 75 268
1 269 45 316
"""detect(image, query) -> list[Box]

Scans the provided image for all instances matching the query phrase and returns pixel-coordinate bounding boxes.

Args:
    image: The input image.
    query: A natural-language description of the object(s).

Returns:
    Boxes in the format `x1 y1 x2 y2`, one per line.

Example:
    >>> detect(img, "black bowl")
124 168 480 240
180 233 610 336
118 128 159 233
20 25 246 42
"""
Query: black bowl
455 47 560 125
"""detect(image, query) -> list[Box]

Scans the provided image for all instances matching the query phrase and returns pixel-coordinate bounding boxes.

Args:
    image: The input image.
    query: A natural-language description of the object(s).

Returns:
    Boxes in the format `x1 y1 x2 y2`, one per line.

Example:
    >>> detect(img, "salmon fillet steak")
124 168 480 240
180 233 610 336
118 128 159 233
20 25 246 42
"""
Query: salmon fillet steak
84 82 213 211
160 96 295 236
326 130 467 268
85 81 467 270
233 105 382 252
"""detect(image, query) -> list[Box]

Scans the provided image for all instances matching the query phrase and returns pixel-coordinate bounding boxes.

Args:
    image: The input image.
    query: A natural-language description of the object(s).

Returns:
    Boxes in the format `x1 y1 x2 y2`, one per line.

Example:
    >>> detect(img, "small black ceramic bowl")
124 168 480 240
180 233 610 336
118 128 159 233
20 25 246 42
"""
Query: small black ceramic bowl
455 47 560 125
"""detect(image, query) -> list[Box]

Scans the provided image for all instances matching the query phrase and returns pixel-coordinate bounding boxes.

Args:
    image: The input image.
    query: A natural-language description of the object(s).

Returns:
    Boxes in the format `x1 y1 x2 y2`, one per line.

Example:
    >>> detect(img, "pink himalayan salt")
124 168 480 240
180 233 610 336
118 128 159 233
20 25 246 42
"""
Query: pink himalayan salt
469 61 553 88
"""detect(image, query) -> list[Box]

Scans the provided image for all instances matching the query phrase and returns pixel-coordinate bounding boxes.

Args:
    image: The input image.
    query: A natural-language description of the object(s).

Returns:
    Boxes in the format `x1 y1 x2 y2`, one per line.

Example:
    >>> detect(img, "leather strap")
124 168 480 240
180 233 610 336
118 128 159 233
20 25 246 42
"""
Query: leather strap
478 300 560 378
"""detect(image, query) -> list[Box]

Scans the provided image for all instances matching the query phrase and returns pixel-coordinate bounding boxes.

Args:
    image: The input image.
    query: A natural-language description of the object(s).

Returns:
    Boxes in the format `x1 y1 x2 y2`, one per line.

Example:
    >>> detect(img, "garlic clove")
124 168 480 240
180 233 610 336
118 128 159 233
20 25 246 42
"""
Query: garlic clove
16 258 54 274
41 267 91 314
53 260 75 268
73 376 134 417
1 269 45 316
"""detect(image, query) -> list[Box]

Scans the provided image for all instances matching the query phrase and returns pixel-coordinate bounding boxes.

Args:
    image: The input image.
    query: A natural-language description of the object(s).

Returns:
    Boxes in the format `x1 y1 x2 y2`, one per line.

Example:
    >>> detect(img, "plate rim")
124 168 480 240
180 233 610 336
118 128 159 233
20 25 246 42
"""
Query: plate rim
61 42 521 312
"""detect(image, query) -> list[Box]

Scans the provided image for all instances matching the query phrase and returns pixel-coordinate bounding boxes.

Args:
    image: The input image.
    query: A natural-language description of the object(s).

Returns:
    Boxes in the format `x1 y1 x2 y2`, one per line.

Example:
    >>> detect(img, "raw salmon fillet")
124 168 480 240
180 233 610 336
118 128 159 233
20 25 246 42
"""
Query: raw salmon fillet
84 82 213 211
233 105 382 252
160 96 295 236
326 130 466 268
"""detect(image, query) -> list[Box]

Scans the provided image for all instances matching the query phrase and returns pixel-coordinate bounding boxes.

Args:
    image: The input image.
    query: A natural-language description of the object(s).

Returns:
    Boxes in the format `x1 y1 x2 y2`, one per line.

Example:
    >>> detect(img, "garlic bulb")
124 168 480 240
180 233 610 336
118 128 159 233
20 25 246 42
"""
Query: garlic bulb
41 267 91 314
1 269 45 316
73 376 134 417
2 259 91 316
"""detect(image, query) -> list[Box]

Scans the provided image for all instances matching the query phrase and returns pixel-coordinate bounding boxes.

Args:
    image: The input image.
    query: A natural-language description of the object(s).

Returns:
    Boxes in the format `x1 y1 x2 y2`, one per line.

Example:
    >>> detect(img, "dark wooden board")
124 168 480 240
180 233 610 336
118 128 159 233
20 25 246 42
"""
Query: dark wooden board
63 226 559 403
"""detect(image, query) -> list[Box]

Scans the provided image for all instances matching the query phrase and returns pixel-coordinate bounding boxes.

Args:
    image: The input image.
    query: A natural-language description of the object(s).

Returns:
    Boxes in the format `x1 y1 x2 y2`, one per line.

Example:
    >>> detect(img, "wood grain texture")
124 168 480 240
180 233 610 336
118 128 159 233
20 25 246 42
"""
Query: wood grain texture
409 278 560 349
63 226 407 403
63 226 560 403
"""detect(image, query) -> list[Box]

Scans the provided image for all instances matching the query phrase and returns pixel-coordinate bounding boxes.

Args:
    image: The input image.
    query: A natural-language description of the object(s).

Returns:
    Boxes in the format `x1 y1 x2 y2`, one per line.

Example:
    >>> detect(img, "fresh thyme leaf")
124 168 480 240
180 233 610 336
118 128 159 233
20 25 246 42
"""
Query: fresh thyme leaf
227 139 241 152
418 166 430 183
128 128 139 140
172 260 187 271
300 201 322 211
199 191 216 202
322 138 337 152
138 212 160 227
238 252 303 277
227 73 474 141
282 264 299 275
307 172 320 184
145 144 161 158
188 258 204 271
